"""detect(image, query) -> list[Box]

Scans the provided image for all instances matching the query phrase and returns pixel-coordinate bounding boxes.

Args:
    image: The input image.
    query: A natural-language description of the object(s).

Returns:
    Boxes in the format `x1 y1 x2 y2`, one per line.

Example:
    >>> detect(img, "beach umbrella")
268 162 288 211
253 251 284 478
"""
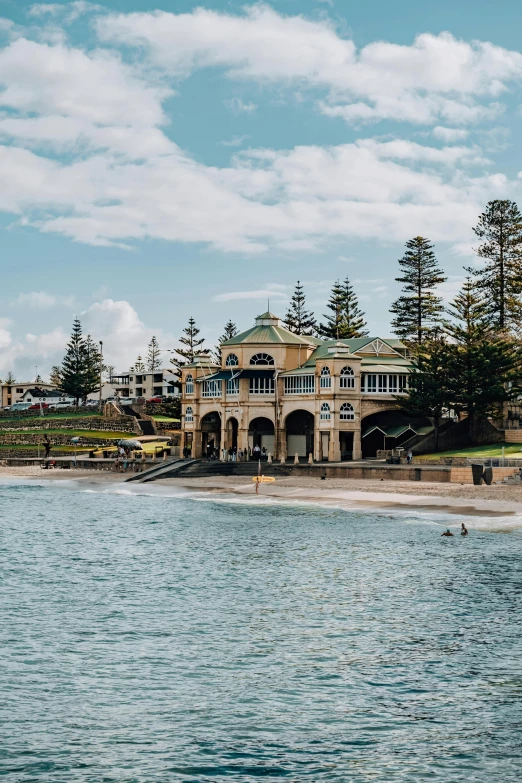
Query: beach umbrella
117 439 143 450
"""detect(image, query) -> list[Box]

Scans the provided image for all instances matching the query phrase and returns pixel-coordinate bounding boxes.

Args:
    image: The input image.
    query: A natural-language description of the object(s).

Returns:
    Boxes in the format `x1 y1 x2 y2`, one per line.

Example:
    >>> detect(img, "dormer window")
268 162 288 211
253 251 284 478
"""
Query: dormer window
250 353 274 366
320 366 331 388
225 354 239 366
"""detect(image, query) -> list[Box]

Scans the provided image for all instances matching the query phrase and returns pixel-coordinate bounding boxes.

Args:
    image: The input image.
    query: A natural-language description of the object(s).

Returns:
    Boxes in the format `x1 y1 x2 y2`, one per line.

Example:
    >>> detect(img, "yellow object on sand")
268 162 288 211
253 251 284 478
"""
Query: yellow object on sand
252 476 276 483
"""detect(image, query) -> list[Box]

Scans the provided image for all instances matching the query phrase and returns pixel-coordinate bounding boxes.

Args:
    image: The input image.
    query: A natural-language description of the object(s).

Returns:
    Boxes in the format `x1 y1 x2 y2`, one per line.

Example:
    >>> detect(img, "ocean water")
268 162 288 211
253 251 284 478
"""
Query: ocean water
1 480 522 782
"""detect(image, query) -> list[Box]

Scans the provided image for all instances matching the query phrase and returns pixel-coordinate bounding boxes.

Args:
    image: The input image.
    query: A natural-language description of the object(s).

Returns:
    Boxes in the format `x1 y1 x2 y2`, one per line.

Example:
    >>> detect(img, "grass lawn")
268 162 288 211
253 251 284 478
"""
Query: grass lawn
421 443 522 460
152 416 179 423
0 413 103 423
0 429 131 439
0 444 91 452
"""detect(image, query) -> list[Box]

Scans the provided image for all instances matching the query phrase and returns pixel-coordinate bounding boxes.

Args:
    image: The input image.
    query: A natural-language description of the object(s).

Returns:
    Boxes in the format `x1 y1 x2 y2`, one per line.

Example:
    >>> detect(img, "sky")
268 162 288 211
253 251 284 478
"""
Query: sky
2 0 522 379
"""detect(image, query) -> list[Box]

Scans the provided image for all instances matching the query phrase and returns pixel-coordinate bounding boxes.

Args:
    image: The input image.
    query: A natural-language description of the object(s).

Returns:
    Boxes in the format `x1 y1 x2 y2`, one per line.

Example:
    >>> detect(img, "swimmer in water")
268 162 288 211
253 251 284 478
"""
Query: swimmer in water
441 529 454 537
461 523 468 536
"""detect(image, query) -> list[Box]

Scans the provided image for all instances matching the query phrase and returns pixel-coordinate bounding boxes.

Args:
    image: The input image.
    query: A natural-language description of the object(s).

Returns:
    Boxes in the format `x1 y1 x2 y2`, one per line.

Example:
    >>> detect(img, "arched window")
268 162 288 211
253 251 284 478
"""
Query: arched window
320 366 331 388
320 402 331 420
185 406 193 422
185 374 194 394
225 354 239 366
250 353 274 366
340 403 354 420
340 366 355 389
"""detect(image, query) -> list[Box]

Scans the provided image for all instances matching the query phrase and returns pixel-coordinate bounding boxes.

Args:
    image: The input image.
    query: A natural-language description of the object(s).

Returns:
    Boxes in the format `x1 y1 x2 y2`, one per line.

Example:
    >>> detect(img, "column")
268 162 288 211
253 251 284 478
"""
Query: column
352 427 362 460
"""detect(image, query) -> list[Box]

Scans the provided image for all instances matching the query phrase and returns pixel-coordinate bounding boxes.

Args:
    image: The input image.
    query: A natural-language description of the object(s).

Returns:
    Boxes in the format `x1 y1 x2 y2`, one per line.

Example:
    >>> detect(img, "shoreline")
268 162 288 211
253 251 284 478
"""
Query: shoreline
2 466 522 522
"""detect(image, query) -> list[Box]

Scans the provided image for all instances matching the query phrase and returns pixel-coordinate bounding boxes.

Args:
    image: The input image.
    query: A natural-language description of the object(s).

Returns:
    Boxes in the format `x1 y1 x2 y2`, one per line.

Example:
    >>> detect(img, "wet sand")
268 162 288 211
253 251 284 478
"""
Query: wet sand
2 466 522 519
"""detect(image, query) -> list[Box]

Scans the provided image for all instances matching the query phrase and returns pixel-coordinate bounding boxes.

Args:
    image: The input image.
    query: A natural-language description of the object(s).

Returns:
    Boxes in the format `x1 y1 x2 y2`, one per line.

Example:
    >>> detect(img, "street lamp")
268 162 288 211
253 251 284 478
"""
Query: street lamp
99 341 103 412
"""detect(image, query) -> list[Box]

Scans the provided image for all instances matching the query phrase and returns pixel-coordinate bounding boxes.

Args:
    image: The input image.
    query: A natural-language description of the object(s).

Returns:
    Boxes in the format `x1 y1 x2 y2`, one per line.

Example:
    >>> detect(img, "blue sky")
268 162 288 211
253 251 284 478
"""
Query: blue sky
2 0 522 378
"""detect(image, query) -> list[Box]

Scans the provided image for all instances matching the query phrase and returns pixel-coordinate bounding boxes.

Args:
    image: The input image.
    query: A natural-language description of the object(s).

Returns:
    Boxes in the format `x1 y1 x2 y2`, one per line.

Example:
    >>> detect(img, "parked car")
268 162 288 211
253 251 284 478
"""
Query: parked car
10 403 32 411
146 396 162 404
48 402 74 410
84 400 100 408
28 403 49 411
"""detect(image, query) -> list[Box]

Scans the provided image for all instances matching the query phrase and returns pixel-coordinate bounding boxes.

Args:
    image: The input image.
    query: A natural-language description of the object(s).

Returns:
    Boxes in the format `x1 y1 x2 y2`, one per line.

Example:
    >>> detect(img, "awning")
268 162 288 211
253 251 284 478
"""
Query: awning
239 369 274 379
196 369 241 382
361 365 411 374
196 369 274 382
362 423 434 439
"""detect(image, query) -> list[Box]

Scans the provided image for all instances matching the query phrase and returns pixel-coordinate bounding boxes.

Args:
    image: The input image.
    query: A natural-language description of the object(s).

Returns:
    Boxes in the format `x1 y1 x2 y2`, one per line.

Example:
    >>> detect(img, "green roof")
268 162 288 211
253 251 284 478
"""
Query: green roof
222 324 315 346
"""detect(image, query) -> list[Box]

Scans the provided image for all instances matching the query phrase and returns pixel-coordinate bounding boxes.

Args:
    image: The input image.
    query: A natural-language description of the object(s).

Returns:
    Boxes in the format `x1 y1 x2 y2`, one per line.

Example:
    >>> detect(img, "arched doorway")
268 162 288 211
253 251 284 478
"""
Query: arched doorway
227 417 238 452
285 410 314 460
201 411 221 458
248 417 274 456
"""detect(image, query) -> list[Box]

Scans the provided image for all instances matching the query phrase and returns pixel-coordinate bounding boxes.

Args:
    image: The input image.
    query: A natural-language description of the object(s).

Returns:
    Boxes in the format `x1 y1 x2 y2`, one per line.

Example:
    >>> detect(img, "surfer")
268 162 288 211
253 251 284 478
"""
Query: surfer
461 523 469 536
441 529 454 537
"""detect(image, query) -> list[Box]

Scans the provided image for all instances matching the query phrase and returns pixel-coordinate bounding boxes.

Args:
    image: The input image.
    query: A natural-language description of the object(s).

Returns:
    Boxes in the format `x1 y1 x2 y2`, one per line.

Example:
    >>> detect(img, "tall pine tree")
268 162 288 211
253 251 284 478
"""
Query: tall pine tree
170 317 206 382
390 237 447 346
59 319 97 404
398 330 454 451
318 278 368 339
284 281 316 335
470 199 522 332
4 371 16 385
445 279 521 433
147 337 161 371
49 366 61 386
215 320 238 365
134 356 145 372
83 335 102 400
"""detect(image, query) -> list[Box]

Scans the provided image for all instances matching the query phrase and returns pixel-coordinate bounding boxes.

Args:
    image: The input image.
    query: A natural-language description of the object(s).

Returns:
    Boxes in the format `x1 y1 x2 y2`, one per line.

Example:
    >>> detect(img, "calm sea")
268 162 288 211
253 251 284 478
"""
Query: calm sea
1 479 521 782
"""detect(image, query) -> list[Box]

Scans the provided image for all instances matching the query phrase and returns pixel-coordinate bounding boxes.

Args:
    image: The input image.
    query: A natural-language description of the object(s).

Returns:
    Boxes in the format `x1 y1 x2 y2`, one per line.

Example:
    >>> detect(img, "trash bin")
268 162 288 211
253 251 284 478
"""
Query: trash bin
414 468 421 481
472 464 484 485
483 466 493 485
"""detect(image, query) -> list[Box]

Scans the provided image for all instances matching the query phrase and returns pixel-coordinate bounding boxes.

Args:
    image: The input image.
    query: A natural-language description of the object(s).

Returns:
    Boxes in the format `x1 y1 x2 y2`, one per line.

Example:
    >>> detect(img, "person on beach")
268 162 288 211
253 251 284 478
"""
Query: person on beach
43 435 51 459
461 523 469 536
441 529 454 537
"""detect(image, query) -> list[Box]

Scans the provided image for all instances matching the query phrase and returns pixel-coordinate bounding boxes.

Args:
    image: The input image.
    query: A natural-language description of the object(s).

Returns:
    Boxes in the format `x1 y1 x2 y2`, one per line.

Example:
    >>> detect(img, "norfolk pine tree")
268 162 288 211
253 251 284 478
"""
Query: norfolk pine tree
318 277 368 339
170 317 206 383
147 337 161 371
398 330 454 452
4 371 16 385
49 366 62 386
283 281 317 335
215 320 238 364
59 319 88 404
133 356 145 372
445 279 521 434
470 199 522 332
390 237 447 347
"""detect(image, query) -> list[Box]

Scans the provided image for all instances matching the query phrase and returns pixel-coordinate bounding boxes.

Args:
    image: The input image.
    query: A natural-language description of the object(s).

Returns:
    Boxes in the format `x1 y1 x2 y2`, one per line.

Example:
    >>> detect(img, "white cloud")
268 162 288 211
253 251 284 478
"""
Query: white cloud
220 134 250 147
0 38 169 129
97 7 522 126
224 97 257 114
28 2 104 23
433 126 470 142
81 299 176 370
13 291 75 308
0 10 521 255
214 285 288 302
0 318 12 351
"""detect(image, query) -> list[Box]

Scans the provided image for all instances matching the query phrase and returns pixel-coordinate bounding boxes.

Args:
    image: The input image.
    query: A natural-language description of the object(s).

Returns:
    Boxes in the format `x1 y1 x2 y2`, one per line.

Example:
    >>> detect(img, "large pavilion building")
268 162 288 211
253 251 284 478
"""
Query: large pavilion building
181 311 431 461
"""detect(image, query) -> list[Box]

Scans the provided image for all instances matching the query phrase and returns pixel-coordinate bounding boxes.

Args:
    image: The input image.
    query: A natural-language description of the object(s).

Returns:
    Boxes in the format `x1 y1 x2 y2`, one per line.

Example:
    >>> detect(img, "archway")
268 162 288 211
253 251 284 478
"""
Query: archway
285 410 314 459
248 417 274 456
227 417 238 452
201 411 221 458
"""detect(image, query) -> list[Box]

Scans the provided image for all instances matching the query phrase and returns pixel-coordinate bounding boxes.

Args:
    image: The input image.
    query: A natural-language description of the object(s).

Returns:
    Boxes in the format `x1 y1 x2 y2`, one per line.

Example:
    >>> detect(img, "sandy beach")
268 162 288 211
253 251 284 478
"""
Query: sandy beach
2 465 522 519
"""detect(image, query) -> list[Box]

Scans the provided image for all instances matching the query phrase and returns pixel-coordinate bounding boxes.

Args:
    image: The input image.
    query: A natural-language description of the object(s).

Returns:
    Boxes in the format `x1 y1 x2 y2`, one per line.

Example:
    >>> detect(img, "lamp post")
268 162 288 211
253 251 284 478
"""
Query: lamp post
99 341 103 413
